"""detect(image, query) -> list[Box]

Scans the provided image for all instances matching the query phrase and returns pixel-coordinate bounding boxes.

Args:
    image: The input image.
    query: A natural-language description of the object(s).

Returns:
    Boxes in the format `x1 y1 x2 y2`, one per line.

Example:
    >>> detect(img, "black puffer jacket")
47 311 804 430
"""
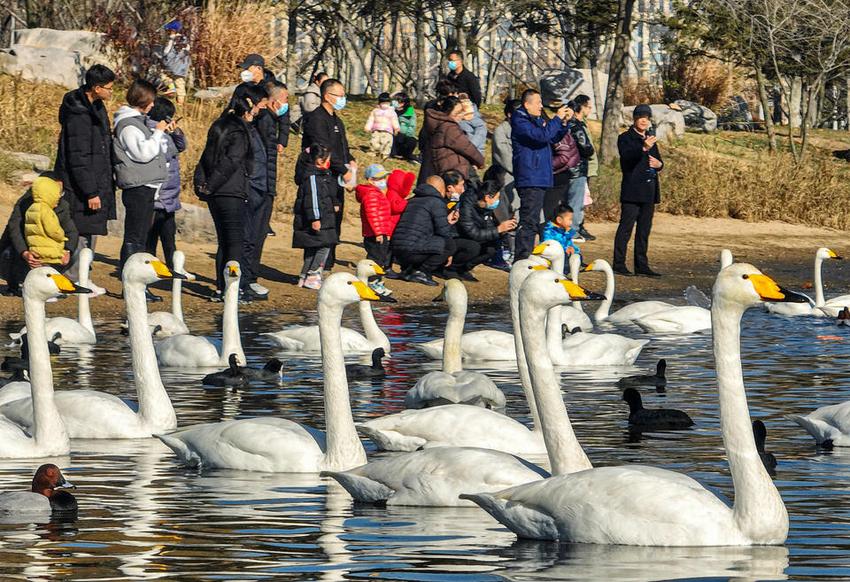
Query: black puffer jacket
194 113 253 200
457 191 500 243
292 167 339 248
254 107 291 196
54 88 115 235
392 184 453 254
566 118 594 178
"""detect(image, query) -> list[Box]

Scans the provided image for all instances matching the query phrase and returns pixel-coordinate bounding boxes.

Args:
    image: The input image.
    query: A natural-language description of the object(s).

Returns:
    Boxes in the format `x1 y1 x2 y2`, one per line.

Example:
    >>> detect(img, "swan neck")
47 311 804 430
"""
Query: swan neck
595 264 615 321
171 276 184 321
23 293 68 448
570 259 584 313
76 252 94 335
814 255 825 306
510 277 540 430
520 293 592 474
712 298 788 541
220 278 244 365
442 293 465 374
320 300 367 470
125 281 176 430
358 299 389 352
545 305 566 363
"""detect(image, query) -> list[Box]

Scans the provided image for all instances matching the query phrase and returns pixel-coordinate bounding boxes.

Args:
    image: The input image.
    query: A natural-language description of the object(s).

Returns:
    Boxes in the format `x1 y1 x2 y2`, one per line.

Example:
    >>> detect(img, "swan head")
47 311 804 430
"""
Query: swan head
520 269 606 311
816 247 842 261
223 261 241 287
24 267 91 301
122 253 185 286
582 258 611 273
356 259 385 281
509 259 549 291
436 279 468 313
319 272 381 307
714 263 809 307
31 464 74 498
532 240 565 269
171 250 194 280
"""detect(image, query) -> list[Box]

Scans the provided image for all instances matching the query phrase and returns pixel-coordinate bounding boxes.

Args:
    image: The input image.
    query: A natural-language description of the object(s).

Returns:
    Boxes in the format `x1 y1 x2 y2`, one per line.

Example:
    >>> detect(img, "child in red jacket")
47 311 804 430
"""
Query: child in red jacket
385 168 415 278
355 164 394 296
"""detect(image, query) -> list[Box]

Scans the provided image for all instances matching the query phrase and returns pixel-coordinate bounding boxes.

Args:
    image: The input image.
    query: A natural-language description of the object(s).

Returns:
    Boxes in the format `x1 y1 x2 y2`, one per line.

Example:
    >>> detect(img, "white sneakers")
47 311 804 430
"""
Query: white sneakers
249 282 269 296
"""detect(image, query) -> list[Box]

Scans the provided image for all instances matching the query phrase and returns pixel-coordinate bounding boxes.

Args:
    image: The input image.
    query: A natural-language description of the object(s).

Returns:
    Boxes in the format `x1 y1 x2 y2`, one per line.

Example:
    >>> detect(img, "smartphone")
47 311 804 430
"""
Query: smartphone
645 125 655 137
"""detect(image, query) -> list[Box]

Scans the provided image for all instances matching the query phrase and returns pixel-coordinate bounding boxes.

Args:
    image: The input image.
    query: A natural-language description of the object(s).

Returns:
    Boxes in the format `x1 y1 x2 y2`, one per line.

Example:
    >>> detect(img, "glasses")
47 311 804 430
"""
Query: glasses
97 85 114 93
327 92 345 98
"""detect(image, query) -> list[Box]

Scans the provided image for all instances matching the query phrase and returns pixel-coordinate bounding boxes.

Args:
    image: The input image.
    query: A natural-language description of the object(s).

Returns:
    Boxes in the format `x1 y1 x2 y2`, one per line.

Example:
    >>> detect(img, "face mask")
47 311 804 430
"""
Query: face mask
276 103 289 117
373 179 387 191
240 70 254 83
449 192 461 202
391 100 399 109
317 158 331 170
486 199 500 210
448 60 458 72
380 103 390 109
333 95 347 111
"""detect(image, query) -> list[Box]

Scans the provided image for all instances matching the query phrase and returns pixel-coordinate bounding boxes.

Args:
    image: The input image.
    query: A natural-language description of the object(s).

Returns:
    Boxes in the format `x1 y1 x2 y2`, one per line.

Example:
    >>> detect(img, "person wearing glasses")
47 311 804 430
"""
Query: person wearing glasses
299 78 357 271
54 64 116 291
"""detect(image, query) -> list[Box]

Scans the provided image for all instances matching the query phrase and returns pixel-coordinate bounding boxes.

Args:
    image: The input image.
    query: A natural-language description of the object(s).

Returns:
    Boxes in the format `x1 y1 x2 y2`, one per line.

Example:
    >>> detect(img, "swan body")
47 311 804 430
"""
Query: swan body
406 280 505 409
789 401 850 447
766 248 840 317
416 330 517 361
462 264 799 546
557 331 648 366
157 273 380 472
146 250 191 337
0 254 180 439
632 306 712 335
155 261 245 367
263 260 391 354
583 259 673 324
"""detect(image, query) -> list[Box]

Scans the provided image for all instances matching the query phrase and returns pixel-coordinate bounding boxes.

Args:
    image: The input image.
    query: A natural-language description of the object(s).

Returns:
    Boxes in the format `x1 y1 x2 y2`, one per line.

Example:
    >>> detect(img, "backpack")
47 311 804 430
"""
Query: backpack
552 132 580 174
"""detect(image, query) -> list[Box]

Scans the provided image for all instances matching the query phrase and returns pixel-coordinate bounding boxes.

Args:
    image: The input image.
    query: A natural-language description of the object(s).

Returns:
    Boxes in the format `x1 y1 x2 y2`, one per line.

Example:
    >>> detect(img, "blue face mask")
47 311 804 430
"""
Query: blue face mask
391 100 399 109
373 179 387 191
448 60 458 72
276 103 289 117
333 96 347 111
486 199 500 210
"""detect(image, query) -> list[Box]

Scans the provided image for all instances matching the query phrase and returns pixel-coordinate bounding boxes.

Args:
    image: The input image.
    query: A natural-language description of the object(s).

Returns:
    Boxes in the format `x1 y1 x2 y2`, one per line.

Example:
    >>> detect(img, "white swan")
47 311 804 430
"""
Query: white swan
405 280 505 409
155 261 244 368
0 267 81 458
321 268 595 506
789 400 850 447
357 264 601 456
461 264 801 545
147 250 192 337
12 247 97 345
561 253 593 332
685 249 734 309
157 273 381 472
583 258 674 324
0 254 180 439
632 305 712 335
766 247 843 317
262 260 391 354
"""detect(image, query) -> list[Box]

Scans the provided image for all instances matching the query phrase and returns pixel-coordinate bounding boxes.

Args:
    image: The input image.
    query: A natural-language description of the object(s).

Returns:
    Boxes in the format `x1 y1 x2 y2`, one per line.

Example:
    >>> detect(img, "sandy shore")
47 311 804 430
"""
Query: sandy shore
1 211 849 319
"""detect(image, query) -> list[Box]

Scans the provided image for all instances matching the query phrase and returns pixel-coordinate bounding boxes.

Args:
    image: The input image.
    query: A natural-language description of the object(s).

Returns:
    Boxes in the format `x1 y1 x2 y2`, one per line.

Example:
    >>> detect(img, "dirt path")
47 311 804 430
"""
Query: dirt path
2 211 849 319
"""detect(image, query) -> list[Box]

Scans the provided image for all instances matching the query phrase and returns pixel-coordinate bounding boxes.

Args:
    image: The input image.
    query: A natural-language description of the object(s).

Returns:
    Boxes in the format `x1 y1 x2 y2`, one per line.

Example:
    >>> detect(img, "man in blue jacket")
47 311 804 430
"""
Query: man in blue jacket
510 89 571 260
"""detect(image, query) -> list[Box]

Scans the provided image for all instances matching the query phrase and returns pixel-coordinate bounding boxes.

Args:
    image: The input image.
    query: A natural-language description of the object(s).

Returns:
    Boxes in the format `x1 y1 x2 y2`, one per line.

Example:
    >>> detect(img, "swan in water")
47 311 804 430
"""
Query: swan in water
561 253 594 332
766 247 845 317
155 261 245 367
157 273 383 472
787 389 850 448
0 464 75 515
685 249 734 308
0 254 181 439
0 267 86 458
461 263 804 545
263 260 391 355
356 262 602 455
582 258 674 324
11 247 98 345
321 269 597 506
406 280 505 409
147 250 193 337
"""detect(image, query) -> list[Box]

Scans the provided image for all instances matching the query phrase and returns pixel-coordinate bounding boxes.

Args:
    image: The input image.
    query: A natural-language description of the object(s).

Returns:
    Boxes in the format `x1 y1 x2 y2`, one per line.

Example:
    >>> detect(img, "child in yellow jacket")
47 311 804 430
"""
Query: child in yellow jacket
24 176 67 264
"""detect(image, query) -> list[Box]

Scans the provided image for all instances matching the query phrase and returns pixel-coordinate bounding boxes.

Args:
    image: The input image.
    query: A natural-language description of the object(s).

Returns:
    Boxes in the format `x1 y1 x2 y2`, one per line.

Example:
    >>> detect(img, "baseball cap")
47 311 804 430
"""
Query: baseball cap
633 104 653 119
365 164 390 180
237 54 265 69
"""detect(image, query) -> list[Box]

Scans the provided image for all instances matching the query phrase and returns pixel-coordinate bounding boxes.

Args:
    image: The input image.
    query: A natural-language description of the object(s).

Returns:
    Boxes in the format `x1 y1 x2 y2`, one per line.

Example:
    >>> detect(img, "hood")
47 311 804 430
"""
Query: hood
387 169 416 197
113 105 142 128
424 108 455 132
413 183 444 200
58 88 94 121
31 177 62 207
355 183 385 203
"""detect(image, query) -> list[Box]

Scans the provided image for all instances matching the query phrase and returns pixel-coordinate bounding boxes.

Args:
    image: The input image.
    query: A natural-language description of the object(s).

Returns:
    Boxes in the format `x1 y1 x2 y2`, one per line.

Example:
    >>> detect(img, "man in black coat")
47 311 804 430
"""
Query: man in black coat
300 78 356 270
54 64 115 282
445 50 482 107
613 104 664 278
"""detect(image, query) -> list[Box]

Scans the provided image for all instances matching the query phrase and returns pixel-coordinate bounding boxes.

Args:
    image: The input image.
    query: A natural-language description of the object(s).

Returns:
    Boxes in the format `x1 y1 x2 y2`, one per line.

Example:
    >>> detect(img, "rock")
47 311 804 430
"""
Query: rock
13 28 104 54
539 68 585 107
718 96 754 131
674 100 718 132
193 86 236 101
3 151 51 171
622 104 686 142
11 169 39 186
108 200 216 244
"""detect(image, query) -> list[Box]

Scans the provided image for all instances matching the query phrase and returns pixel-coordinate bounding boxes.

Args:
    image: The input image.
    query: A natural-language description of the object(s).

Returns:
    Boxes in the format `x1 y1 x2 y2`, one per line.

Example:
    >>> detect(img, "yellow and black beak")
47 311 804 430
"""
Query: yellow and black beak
746 274 808 303
828 249 843 260
352 280 381 302
373 264 386 276
227 265 240 278
581 262 594 272
529 264 548 272
151 260 186 280
559 279 605 301
531 243 548 256
50 274 91 294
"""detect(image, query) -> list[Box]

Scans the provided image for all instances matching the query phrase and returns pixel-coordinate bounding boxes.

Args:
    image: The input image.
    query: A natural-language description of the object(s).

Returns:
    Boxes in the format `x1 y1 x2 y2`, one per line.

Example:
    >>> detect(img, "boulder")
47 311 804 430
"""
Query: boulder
193 85 236 101
674 99 718 132
11 169 39 186
622 104 686 142
3 151 51 171
108 200 216 244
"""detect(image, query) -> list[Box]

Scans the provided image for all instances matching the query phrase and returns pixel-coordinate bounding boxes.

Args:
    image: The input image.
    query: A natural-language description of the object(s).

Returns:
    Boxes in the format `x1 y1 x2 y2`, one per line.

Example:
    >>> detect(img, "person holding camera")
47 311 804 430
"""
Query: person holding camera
613 104 664 278
510 88 572 261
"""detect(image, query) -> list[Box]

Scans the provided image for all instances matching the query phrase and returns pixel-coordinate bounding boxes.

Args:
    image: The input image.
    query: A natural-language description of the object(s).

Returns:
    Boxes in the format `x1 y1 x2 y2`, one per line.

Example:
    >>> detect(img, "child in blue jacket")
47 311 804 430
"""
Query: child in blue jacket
542 203 581 258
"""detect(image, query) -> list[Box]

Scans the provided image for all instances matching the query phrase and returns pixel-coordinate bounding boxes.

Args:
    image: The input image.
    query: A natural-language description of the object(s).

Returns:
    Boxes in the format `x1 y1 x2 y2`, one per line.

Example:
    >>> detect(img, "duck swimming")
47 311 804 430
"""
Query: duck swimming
623 387 693 430
202 354 284 388
346 347 386 380
753 419 777 473
617 359 668 390
0 464 75 514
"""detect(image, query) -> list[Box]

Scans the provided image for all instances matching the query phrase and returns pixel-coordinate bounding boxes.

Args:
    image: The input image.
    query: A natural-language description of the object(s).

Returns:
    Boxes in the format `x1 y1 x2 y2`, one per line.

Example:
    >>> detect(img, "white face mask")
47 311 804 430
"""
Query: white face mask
240 70 254 83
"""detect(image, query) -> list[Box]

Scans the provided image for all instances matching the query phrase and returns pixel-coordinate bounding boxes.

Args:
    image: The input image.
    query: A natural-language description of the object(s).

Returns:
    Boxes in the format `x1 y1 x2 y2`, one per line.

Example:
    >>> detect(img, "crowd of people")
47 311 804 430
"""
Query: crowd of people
0 45 666 300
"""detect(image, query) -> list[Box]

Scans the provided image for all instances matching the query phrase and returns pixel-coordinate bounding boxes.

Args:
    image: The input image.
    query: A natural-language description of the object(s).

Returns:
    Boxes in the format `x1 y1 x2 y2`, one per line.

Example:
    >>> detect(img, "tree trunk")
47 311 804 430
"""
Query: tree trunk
590 43 603 121
754 65 777 154
789 76 802 128
600 0 636 164
414 0 427 106
454 2 466 55
285 2 297 86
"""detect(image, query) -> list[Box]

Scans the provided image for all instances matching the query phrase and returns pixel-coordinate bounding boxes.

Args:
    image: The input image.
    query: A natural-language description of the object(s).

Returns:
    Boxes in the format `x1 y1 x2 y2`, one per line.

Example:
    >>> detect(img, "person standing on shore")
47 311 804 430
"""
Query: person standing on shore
510 89 571 261
54 64 115 293
566 95 595 241
613 104 664 278
445 50 482 107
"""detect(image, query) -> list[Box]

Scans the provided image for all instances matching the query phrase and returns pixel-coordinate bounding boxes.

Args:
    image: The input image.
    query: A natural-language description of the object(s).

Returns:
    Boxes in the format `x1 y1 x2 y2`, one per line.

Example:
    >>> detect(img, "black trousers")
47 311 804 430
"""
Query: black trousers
391 134 418 160
543 181 570 224
363 236 391 268
395 238 456 275
241 186 273 287
209 195 247 291
613 201 655 272
515 187 545 260
146 208 177 269
326 184 344 271
120 186 156 271
451 238 499 272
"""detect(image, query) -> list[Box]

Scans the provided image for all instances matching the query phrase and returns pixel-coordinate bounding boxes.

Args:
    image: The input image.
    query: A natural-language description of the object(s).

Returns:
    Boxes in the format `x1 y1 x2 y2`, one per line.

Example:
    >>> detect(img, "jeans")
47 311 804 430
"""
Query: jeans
613 201 655 272
567 176 587 230
146 209 177 269
300 247 330 277
241 186 273 287
120 186 156 271
208 195 247 291
515 187 545 260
